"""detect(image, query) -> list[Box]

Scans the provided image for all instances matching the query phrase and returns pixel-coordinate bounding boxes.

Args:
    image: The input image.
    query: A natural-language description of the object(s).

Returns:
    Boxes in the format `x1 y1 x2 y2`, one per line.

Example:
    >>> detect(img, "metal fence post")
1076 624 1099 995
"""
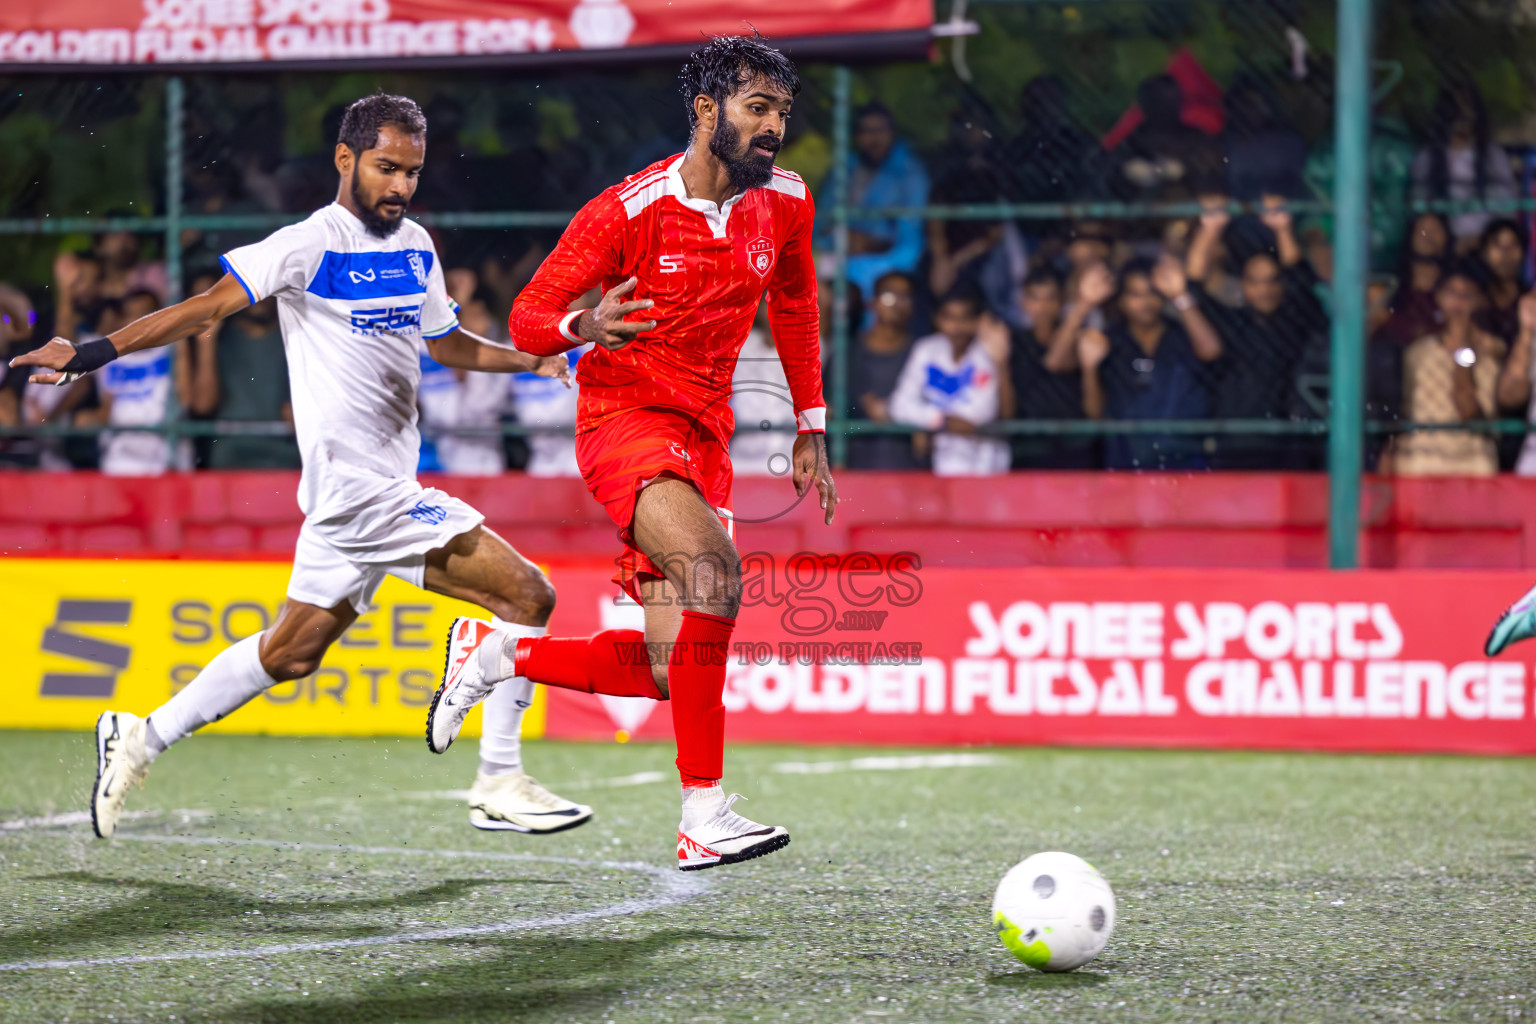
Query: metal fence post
1328 0 1373 569
165 75 187 469
830 65 852 469
165 76 184 304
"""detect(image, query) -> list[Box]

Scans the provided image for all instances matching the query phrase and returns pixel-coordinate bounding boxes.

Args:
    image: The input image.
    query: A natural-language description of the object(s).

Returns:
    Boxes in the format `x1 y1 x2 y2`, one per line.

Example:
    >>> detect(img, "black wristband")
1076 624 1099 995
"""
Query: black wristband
62 337 119 374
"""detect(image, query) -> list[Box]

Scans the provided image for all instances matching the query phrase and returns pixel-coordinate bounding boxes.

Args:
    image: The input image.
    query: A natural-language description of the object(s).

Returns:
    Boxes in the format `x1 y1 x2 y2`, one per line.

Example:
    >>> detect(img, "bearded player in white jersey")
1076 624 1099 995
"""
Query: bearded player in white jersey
12 94 593 840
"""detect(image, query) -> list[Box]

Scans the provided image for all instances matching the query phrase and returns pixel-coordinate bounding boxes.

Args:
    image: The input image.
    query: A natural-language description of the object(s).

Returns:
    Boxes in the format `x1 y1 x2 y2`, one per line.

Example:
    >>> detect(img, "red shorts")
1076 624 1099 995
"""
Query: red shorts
575 408 734 603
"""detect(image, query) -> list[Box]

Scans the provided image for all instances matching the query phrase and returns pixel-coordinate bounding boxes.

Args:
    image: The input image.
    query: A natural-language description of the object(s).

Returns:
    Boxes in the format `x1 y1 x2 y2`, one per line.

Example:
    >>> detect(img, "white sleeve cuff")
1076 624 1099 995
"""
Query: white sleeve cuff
796 407 826 433
558 310 585 345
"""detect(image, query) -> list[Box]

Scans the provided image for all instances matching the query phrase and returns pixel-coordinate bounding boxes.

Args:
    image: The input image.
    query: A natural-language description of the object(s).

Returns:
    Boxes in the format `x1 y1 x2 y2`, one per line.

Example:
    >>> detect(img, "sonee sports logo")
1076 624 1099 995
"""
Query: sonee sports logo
658 253 685 274
350 305 422 336
38 599 133 698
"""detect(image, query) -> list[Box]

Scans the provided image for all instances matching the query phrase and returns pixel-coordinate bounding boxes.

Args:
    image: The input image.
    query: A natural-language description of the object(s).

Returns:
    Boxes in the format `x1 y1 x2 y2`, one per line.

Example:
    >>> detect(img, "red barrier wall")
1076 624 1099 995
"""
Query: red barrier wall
5 471 1536 568
536 562 1536 755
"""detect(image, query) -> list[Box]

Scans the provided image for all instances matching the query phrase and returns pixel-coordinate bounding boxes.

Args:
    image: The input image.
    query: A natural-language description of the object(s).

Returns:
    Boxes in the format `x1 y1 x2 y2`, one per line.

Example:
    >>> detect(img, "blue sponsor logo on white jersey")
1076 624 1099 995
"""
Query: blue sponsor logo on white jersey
351 305 423 336
309 250 435 301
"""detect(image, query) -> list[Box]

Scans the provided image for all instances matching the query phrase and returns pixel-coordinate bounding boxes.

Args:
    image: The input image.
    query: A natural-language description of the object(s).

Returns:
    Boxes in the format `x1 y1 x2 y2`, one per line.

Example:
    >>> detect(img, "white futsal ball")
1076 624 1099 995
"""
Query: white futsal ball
992 851 1116 971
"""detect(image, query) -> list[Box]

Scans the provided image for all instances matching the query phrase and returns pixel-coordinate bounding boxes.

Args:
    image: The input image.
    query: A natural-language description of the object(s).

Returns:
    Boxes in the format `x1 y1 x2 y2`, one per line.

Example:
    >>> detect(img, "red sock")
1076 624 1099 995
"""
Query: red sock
514 631 663 700
669 610 736 787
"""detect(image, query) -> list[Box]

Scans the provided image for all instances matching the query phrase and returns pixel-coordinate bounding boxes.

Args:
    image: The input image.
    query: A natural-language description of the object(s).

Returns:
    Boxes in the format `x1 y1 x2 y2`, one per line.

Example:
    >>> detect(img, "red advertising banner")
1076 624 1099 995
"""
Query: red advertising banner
0 0 932 69
539 560 1536 756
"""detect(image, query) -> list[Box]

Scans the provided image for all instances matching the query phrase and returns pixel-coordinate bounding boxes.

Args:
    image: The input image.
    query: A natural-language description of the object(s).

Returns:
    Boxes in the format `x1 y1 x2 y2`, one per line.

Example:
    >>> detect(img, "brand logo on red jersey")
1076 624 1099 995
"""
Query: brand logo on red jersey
667 441 693 463
658 253 685 274
747 237 775 278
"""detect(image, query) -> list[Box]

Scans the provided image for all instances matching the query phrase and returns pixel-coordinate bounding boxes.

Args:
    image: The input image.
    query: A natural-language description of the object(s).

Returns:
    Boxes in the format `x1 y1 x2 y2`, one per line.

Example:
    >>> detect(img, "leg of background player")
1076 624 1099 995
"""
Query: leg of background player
422 525 592 833
91 599 355 839
630 478 789 870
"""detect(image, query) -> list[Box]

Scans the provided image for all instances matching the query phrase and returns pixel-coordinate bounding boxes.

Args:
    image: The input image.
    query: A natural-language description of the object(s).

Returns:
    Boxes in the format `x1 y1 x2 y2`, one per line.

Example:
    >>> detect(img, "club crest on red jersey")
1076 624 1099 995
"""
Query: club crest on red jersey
746 237 775 278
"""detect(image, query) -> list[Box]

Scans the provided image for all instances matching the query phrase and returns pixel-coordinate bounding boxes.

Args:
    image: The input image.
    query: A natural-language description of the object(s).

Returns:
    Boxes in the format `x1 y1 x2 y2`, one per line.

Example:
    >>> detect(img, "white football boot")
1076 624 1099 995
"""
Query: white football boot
91 711 151 839
468 770 593 834
676 792 790 871
427 617 503 754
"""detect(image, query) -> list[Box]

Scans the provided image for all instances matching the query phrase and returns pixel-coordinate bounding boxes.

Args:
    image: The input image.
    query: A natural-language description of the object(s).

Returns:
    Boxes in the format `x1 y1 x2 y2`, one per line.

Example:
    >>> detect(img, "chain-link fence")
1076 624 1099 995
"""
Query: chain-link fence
3 0 1536 485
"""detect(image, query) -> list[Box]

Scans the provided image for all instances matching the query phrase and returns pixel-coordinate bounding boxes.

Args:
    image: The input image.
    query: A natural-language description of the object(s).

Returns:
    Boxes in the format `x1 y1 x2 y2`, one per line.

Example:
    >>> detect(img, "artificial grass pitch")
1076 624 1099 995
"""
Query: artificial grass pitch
0 731 1532 1024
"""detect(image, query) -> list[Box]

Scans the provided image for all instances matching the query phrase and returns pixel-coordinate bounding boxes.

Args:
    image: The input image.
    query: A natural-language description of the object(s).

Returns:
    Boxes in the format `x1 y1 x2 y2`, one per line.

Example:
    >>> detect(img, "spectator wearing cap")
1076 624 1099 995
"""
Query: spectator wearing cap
848 271 922 470
1079 256 1224 470
890 285 1010 476
1186 196 1327 469
816 102 930 304
1394 264 1505 476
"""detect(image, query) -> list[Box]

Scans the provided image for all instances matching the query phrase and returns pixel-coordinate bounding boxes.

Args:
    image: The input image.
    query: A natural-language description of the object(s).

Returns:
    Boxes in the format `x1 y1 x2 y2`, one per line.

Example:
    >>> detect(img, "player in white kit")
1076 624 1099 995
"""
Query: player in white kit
12 94 592 840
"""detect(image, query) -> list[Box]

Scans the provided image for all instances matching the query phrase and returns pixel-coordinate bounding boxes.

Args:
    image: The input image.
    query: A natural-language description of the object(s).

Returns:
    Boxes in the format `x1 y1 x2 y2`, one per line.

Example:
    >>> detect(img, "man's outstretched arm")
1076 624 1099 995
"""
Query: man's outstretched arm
427 327 572 385
10 274 251 384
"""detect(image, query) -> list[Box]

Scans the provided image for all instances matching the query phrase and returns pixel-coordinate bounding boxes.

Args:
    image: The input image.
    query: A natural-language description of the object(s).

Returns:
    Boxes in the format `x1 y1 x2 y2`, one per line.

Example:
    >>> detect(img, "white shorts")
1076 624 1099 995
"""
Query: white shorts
286 480 485 614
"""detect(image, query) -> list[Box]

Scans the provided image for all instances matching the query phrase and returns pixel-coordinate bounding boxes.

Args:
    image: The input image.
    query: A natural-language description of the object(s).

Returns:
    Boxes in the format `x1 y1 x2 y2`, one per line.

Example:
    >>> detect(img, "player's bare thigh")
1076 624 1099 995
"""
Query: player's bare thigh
422 524 556 628
259 598 357 681
632 476 740 618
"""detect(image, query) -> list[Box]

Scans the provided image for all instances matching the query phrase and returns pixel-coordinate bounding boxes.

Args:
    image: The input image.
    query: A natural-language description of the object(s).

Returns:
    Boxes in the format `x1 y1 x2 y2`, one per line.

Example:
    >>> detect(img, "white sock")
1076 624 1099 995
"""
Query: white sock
476 619 545 778
145 633 277 761
680 784 726 831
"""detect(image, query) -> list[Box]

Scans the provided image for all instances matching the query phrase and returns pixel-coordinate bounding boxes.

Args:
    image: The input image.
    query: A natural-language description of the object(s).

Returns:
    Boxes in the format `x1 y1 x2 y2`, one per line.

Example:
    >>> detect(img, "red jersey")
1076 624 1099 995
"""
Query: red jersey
509 155 825 446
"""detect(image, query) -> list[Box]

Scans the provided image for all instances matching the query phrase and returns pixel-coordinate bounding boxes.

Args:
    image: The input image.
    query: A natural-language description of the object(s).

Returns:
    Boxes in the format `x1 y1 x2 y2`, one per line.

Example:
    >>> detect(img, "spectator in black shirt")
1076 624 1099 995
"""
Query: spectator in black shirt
1003 75 1100 207
848 271 922 469
1187 195 1327 468
925 105 1008 300
1080 256 1224 470
1105 75 1224 207
1475 218 1529 346
1473 219 1529 468
990 265 1109 468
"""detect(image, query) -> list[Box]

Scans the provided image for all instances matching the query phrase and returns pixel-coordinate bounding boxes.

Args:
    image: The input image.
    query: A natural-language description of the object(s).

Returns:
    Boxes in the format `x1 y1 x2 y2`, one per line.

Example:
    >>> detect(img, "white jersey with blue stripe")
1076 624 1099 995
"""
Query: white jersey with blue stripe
220 203 459 520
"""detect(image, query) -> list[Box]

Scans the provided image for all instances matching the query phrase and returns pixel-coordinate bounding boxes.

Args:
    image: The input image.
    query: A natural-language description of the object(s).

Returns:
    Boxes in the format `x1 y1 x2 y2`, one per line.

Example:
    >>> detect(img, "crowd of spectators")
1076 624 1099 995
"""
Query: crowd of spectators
3 69 1535 478
829 73 1536 476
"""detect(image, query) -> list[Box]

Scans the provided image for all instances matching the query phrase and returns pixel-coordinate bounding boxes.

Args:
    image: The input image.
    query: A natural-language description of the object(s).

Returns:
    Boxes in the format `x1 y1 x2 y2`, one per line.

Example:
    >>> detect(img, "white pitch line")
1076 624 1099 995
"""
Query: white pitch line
0 809 211 832
0 833 710 972
772 753 1005 774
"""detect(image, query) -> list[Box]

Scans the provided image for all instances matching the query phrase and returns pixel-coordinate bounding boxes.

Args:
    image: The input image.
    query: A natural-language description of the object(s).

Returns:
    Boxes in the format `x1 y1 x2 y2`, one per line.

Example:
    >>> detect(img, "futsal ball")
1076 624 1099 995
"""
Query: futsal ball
992 851 1115 971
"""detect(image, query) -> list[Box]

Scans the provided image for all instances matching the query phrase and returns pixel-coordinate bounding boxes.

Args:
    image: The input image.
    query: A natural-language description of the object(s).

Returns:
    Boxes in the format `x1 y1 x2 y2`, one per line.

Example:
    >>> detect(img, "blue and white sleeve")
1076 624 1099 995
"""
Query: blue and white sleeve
220 222 315 304
420 245 460 341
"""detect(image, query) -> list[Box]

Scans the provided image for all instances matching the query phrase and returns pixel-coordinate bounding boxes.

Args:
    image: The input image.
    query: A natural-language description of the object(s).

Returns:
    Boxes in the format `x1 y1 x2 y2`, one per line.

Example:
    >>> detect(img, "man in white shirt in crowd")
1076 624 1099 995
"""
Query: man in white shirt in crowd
13 93 591 842
78 291 192 476
418 273 515 475
889 284 1010 476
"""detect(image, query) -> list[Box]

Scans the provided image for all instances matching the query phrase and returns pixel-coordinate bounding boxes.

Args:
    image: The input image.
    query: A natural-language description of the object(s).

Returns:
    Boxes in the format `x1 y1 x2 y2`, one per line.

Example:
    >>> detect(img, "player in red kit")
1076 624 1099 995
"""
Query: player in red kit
425 35 837 870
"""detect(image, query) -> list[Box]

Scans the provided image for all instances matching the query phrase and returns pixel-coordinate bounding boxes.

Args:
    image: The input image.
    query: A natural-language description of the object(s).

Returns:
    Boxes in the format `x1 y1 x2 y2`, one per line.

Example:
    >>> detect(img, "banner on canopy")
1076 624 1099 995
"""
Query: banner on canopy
0 0 933 69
